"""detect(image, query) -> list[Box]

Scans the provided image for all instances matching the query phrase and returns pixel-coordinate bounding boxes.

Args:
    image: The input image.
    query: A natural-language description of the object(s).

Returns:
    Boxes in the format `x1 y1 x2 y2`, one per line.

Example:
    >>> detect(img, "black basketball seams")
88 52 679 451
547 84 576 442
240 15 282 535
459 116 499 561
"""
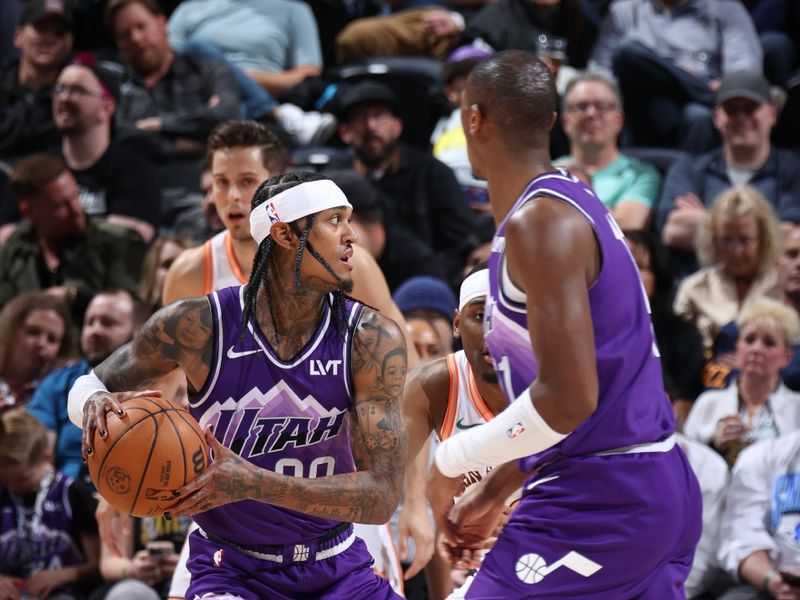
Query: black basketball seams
90 398 205 516
169 408 207 483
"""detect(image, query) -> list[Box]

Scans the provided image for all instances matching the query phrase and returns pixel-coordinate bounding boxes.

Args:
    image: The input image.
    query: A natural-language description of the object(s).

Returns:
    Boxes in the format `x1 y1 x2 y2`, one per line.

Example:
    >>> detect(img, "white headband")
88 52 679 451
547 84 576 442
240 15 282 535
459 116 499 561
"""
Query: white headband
458 269 489 311
249 179 352 245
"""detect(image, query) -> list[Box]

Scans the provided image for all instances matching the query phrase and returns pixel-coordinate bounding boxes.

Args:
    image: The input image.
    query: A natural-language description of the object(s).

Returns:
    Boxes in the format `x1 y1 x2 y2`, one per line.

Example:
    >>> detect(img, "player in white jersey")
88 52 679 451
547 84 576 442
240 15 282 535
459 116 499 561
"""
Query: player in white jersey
402 264 509 597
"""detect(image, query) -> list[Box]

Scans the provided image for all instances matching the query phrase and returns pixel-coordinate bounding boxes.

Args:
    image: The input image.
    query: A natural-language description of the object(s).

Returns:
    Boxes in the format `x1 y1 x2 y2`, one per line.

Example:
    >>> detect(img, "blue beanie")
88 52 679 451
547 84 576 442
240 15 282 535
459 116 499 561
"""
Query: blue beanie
393 276 457 320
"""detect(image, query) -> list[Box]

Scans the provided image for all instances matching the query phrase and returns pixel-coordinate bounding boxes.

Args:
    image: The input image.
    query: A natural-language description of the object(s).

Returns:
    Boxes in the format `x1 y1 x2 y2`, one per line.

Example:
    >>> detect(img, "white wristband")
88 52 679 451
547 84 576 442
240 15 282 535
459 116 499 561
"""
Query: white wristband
434 388 569 478
68 370 108 428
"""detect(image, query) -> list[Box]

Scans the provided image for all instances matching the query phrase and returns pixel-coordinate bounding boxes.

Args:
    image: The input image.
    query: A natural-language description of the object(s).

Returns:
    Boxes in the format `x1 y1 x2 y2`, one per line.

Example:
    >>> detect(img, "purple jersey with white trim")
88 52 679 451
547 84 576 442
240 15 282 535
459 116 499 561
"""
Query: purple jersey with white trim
485 168 674 471
190 285 363 546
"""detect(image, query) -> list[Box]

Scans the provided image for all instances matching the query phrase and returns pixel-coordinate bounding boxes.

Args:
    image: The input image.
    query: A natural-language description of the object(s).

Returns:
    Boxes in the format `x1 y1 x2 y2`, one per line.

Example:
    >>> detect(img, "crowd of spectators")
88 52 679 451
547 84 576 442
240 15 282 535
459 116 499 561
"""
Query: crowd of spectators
3 0 800 599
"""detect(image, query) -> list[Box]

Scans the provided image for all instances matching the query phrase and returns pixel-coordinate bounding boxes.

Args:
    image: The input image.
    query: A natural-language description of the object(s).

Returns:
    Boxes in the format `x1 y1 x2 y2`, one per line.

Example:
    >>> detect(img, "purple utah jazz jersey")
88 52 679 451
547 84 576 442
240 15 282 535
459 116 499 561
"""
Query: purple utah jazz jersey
190 285 364 546
485 168 675 471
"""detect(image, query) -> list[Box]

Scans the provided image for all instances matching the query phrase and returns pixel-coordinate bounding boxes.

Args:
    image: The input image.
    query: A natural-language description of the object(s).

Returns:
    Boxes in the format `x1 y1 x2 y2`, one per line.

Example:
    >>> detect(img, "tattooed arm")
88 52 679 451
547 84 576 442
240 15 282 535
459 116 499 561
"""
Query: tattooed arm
70 297 213 457
169 308 409 524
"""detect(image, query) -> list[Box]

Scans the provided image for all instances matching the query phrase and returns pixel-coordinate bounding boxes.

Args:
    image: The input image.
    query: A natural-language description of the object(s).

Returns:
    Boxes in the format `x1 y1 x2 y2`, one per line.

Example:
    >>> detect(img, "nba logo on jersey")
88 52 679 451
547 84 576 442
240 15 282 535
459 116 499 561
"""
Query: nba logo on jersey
507 422 525 439
266 201 281 224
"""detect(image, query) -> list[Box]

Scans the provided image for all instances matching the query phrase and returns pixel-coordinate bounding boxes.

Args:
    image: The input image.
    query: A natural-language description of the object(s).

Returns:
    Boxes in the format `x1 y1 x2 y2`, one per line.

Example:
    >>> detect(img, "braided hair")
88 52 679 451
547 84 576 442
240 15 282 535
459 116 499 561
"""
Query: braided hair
241 172 354 341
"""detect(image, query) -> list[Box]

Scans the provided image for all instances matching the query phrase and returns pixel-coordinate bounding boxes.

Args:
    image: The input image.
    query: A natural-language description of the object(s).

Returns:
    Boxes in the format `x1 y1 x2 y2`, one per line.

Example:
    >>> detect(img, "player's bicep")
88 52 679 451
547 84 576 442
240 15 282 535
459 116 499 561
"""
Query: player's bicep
350 309 408 478
95 298 212 392
506 200 599 404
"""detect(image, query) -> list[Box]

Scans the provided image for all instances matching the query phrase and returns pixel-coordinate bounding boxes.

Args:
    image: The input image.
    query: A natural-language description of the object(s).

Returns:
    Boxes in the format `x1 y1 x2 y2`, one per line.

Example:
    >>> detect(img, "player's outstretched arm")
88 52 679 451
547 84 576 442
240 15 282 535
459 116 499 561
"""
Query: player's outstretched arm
68 297 214 459
167 308 409 523
397 359 447 577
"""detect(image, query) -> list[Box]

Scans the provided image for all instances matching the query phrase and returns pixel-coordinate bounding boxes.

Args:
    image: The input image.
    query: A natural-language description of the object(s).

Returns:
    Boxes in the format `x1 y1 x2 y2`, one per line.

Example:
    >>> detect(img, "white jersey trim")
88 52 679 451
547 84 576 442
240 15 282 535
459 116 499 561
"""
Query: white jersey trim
342 302 362 399
190 291 225 408
239 286 332 369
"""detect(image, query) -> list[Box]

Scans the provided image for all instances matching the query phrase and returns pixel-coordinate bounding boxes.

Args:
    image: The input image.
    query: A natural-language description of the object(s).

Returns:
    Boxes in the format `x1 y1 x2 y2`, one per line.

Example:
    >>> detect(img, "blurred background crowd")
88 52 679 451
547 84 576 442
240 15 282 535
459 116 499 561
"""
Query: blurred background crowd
2 0 800 598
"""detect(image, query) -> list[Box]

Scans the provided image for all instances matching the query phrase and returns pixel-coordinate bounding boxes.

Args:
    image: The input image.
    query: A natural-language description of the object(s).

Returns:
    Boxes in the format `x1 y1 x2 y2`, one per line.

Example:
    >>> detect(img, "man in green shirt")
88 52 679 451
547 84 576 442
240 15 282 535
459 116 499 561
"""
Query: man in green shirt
0 154 147 321
556 73 661 230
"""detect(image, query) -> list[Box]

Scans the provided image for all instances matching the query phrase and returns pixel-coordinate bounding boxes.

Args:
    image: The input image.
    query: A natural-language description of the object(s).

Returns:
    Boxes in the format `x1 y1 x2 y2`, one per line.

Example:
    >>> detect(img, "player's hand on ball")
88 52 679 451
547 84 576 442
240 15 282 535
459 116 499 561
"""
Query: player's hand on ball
426 463 465 546
168 427 255 516
437 530 485 569
81 389 163 460
447 480 505 549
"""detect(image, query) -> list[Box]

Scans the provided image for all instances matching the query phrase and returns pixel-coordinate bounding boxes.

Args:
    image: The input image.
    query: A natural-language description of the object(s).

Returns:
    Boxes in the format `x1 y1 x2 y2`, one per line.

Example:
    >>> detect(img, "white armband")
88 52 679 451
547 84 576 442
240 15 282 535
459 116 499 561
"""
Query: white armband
68 371 109 428
434 388 569 478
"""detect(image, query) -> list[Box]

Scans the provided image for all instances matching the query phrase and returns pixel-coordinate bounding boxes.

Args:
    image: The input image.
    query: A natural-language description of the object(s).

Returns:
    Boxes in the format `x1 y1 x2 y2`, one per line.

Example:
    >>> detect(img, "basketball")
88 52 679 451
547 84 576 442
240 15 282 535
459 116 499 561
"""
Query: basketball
88 396 208 517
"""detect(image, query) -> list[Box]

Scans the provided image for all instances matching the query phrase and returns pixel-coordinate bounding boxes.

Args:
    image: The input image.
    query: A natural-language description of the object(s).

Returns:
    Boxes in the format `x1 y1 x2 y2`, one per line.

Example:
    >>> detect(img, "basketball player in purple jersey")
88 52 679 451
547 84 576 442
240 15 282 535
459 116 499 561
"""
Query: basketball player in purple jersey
67 172 407 599
426 51 702 599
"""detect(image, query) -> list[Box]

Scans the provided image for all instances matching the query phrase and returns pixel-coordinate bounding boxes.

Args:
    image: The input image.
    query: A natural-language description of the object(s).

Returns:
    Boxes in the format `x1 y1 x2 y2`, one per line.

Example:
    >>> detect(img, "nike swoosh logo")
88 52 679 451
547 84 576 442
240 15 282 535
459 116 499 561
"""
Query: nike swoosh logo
456 418 482 430
226 347 262 359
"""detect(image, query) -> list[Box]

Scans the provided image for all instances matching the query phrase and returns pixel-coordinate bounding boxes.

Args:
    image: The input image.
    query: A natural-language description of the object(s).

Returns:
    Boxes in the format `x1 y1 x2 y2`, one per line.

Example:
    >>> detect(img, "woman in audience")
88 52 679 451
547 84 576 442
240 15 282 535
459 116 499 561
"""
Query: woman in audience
684 297 800 466
138 235 195 313
625 230 705 429
0 291 78 409
675 185 782 354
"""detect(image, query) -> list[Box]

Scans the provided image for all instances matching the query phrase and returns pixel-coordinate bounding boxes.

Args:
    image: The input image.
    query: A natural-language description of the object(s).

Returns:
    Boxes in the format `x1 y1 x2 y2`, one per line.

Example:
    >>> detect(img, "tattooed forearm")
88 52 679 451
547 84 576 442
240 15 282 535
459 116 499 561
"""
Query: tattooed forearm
94 297 213 392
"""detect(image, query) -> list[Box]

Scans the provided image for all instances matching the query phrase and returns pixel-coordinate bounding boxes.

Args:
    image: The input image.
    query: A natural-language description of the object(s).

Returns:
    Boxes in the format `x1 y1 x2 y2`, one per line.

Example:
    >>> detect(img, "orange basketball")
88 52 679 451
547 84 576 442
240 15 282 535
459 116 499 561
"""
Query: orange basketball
88 396 208 517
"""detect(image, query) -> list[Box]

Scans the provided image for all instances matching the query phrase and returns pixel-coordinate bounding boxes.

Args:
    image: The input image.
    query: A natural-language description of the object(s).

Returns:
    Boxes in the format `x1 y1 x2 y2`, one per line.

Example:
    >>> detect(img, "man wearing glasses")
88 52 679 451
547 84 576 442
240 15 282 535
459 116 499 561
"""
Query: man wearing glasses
53 57 160 243
556 73 660 230
658 71 800 277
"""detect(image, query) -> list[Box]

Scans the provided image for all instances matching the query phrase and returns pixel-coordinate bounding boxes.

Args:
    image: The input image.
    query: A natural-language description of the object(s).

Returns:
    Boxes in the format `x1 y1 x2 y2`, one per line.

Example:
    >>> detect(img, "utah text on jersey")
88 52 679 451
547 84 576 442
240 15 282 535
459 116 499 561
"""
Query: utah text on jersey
199 382 348 460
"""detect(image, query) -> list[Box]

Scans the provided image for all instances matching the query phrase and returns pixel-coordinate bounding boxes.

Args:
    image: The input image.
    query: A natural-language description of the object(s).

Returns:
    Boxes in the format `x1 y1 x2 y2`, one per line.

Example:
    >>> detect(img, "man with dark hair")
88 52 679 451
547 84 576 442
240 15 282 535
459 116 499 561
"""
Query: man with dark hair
0 154 147 319
334 80 478 281
68 172 408 599
163 119 290 302
0 0 73 162
427 50 701 597
326 169 446 291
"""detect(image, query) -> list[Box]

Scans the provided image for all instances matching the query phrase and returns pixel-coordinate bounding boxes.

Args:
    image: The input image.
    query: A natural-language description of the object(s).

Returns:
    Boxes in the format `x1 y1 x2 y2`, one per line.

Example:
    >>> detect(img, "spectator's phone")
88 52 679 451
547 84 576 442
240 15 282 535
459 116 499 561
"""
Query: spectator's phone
146 540 175 558
780 571 800 588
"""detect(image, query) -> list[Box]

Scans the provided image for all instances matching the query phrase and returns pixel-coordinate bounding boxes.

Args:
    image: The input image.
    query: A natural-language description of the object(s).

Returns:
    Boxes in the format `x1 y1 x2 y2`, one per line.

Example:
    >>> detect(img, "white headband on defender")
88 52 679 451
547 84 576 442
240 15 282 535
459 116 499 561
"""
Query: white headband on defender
249 179 352 245
458 269 489 311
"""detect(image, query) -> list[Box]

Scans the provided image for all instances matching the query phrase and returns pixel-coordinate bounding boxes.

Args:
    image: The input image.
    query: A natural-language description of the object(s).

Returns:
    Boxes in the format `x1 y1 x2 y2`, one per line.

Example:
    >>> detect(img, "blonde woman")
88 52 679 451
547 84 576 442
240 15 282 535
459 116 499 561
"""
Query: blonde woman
684 297 800 466
675 185 782 353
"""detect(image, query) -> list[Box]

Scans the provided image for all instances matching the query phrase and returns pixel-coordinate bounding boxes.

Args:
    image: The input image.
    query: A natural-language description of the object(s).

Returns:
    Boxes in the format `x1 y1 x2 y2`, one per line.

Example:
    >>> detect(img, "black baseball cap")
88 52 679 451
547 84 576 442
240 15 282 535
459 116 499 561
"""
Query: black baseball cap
339 80 398 120
20 0 73 27
716 70 771 105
